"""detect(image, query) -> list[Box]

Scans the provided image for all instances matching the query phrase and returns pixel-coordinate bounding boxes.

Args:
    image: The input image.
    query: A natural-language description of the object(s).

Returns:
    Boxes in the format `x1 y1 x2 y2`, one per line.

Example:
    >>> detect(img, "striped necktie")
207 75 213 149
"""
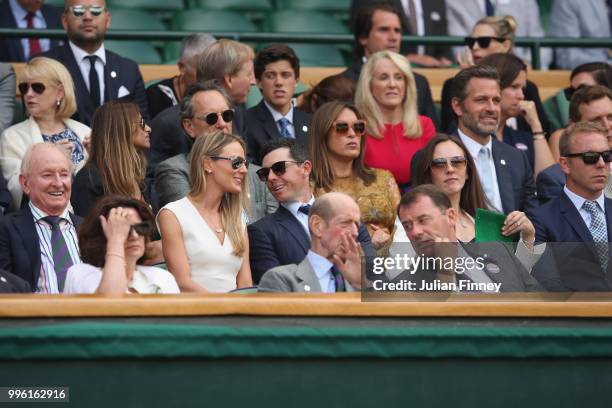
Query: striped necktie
582 200 609 272
43 216 73 292
278 118 293 138
330 265 346 292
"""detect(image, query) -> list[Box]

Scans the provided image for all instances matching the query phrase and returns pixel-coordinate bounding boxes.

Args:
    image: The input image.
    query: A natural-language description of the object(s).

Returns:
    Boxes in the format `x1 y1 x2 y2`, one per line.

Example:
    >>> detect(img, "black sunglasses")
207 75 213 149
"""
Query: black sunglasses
130 221 155 237
67 5 106 17
195 109 234 126
563 150 612 164
256 160 304 182
18 82 45 95
210 155 248 170
431 156 468 169
334 121 366 135
464 36 506 49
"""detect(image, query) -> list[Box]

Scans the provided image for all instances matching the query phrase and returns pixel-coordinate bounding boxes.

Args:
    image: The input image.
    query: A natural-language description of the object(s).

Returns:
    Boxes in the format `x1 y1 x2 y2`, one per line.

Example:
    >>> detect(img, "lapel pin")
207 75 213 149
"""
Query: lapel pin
302 125 308 132
110 71 117 78
0 276 6 283
500 159 506 165
303 284 311 292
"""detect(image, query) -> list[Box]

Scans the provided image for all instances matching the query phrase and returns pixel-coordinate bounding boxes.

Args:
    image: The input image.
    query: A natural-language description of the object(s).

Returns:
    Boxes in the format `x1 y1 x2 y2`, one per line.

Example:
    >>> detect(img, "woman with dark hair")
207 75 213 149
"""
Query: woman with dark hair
298 73 356 114
309 101 400 252
71 101 151 216
63 196 179 294
480 53 555 177
413 134 543 269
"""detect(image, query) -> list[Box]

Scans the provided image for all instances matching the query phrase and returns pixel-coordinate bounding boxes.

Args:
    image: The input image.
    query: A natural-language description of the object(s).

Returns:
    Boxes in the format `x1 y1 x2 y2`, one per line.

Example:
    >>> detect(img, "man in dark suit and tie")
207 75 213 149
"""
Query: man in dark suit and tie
450 65 538 215
537 85 612 204
0 0 63 62
343 2 439 126
247 138 375 284
532 121 612 291
0 143 81 293
246 44 311 165
39 0 148 125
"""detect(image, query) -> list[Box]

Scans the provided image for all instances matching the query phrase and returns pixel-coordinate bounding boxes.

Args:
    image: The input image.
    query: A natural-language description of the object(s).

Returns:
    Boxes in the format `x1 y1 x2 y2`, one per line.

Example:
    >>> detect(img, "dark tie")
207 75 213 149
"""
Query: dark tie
407 0 418 35
330 265 346 292
298 204 311 215
25 12 41 58
42 216 74 292
582 200 609 272
485 0 495 16
86 55 101 107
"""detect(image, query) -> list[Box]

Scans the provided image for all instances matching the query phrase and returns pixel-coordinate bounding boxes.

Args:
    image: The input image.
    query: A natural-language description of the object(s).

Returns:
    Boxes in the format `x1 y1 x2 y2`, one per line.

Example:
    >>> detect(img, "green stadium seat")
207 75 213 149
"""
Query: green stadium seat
105 41 162 64
286 43 345 67
171 10 258 32
262 10 349 34
43 0 64 8
107 0 184 12
107 8 167 30
195 0 273 13
163 42 181 64
275 0 350 13
543 90 570 131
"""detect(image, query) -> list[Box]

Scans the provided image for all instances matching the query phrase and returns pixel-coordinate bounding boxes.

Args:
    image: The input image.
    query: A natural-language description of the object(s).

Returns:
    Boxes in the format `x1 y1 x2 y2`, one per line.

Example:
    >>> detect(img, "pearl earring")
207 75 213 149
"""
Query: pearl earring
56 99 61 107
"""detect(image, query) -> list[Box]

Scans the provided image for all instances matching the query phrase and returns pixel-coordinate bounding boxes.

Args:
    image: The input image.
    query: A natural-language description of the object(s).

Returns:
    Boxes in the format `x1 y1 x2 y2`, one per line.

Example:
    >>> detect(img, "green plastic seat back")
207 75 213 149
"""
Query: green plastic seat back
107 0 184 12
171 10 258 32
107 8 167 30
262 10 349 34
105 41 162 64
275 0 350 13
195 0 273 13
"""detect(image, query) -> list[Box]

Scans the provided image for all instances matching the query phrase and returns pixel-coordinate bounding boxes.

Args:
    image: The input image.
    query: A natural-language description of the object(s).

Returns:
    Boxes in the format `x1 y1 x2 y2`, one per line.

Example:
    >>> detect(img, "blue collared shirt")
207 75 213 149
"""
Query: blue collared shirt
563 185 607 233
264 100 295 139
305 250 336 293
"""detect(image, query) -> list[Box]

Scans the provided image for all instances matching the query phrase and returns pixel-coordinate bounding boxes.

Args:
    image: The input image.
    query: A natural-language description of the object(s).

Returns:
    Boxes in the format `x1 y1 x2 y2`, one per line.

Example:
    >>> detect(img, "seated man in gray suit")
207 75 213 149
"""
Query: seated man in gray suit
258 192 363 292
395 184 542 292
154 80 277 221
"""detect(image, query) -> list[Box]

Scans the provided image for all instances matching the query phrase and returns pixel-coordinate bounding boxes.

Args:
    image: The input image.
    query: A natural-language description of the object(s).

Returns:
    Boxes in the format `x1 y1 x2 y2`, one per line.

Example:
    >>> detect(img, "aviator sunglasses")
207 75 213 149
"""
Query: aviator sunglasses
195 110 234 126
256 160 304 182
430 156 468 169
464 36 506 49
334 121 366 135
67 5 106 17
210 155 249 170
18 82 46 95
563 150 612 165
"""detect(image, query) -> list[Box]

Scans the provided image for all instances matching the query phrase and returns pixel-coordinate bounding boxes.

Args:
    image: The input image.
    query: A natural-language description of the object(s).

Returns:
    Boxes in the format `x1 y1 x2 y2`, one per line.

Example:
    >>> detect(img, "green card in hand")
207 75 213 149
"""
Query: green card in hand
475 208 515 242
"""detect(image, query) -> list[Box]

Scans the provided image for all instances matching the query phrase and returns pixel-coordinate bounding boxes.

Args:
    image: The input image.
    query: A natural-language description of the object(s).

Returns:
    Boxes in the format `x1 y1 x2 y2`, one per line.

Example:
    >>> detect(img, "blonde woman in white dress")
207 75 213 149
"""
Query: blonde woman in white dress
158 131 252 292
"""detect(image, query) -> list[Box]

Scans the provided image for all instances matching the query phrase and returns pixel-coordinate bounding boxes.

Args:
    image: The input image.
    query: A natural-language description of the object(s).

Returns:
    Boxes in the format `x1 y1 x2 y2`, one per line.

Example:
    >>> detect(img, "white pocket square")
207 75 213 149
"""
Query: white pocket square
117 86 130 98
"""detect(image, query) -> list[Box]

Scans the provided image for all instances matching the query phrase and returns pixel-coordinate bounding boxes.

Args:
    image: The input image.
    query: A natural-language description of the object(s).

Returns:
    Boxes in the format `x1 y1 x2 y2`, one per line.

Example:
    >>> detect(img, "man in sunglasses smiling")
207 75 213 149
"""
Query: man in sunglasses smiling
532 121 612 291
247 138 375 284
40 0 148 125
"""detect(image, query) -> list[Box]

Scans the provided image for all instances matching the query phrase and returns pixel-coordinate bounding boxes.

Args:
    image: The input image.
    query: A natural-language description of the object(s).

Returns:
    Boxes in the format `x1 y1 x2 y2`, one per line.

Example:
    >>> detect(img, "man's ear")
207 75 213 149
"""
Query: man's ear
309 214 324 238
301 160 312 177
19 174 29 196
224 74 233 90
446 207 457 228
451 97 463 118
61 13 68 31
559 156 571 176
182 119 196 139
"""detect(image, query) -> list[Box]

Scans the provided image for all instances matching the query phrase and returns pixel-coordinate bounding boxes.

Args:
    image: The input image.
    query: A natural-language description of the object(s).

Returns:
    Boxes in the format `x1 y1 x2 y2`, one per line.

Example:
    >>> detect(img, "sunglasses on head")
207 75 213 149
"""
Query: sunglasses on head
256 160 304 182
195 110 234 126
563 150 612 164
210 155 248 170
18 82 45 95
464 36 506 49
130 221 155 237
67 5 106 17
334 121 366 135
430 156 468 169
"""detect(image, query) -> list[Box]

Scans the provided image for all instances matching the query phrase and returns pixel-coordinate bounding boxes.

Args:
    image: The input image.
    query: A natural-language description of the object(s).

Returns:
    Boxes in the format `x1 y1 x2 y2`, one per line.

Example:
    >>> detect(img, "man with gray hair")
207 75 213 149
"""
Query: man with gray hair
146 33 216 118
0 142 81 293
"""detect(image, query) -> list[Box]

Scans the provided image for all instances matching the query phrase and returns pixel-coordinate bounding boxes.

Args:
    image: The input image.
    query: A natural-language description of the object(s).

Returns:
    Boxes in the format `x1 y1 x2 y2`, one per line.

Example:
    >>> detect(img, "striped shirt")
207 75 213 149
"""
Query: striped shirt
29 203 81 294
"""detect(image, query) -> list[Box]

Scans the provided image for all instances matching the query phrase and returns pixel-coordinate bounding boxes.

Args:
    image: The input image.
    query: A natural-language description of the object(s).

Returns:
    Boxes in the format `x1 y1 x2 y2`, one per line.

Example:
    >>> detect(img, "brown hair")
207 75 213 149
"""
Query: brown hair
78 195 154 267
479 53 527 90
559 121 608 156
451 64 500 103
569 85 612 123
298 73 355 114
308 101 375 191
398 184 452 214
86 101 146 199
412 134 488 216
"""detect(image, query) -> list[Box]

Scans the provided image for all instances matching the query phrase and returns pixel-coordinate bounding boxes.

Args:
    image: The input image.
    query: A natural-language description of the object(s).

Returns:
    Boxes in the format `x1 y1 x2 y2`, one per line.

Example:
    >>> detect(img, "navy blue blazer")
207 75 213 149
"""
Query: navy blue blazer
531 192 612 291
0 1 63 63
0 172 10 215
0 207 81 291
536 163 565 205
245 100 312 165
248 205 376 284
39 43 149 125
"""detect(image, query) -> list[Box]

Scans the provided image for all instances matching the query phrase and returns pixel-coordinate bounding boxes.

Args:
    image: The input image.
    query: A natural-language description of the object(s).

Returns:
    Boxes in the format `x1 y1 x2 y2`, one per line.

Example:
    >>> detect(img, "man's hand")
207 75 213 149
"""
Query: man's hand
331 232 363 289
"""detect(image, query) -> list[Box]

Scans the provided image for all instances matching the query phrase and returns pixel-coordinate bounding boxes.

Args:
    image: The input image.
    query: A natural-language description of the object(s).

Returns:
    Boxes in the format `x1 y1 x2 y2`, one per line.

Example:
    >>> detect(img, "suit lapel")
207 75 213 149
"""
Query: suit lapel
15 208 41 285
559 193 594 243
255 101 281 141
104 50 117 103
60 44 94 121
293 109 310 146
491 138 515 214
275 206 310 253
295 258 322 292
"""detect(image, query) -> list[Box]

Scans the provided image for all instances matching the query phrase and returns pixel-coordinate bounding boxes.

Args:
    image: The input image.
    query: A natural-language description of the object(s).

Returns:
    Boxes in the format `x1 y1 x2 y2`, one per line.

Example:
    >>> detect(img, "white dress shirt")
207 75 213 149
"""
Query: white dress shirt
69 41 106 106
264 100 295 139
281 195 315 236
305 250 336 293
9 0 50 59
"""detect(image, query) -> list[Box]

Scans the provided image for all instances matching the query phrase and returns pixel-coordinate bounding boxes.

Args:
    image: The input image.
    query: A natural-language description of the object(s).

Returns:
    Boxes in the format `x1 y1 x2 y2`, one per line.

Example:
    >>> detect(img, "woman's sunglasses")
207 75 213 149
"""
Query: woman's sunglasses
138 117 147 131
211 155 248 170
430 156 468 169
67 5 106 17
334 121 366 135
195 110 234 126
130 221 155 237
563 150 612 165
256 160 304 182
18 82 45 95
464 36 506 49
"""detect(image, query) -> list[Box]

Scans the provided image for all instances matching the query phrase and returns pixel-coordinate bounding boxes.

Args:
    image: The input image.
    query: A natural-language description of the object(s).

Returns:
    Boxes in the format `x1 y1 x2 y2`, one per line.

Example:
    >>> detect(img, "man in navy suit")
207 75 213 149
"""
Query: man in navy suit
247 138 375 284
537 85 612 204
246 44 311 165
0 0 63 62
450 65 538 215
0 143 81 293
532 122 612 291
40 0 148 125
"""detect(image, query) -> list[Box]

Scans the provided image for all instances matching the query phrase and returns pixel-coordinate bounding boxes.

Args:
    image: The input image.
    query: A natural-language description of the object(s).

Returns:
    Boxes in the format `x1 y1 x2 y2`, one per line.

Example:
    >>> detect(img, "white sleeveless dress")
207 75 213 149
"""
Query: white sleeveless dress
160 197 243 292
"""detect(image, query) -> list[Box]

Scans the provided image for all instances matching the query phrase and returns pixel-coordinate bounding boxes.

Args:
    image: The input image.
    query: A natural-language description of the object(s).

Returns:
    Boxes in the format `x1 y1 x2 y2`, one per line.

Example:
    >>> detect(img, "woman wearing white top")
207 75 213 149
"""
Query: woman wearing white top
64 196 179 294
158 131 252 292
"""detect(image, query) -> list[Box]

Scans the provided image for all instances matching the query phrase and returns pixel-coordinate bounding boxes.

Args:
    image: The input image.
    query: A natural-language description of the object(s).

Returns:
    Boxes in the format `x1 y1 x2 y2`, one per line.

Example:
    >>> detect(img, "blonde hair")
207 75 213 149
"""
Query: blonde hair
475 15 517 42
197 39 255 82
189 131 249 256
22 57 77 118
355 51 422 139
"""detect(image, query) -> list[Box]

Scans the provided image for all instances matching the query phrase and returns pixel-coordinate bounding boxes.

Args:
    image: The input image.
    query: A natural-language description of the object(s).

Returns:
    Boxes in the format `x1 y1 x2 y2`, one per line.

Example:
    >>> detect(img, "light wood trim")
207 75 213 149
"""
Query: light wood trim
1 293 612 318
11 63 570 102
